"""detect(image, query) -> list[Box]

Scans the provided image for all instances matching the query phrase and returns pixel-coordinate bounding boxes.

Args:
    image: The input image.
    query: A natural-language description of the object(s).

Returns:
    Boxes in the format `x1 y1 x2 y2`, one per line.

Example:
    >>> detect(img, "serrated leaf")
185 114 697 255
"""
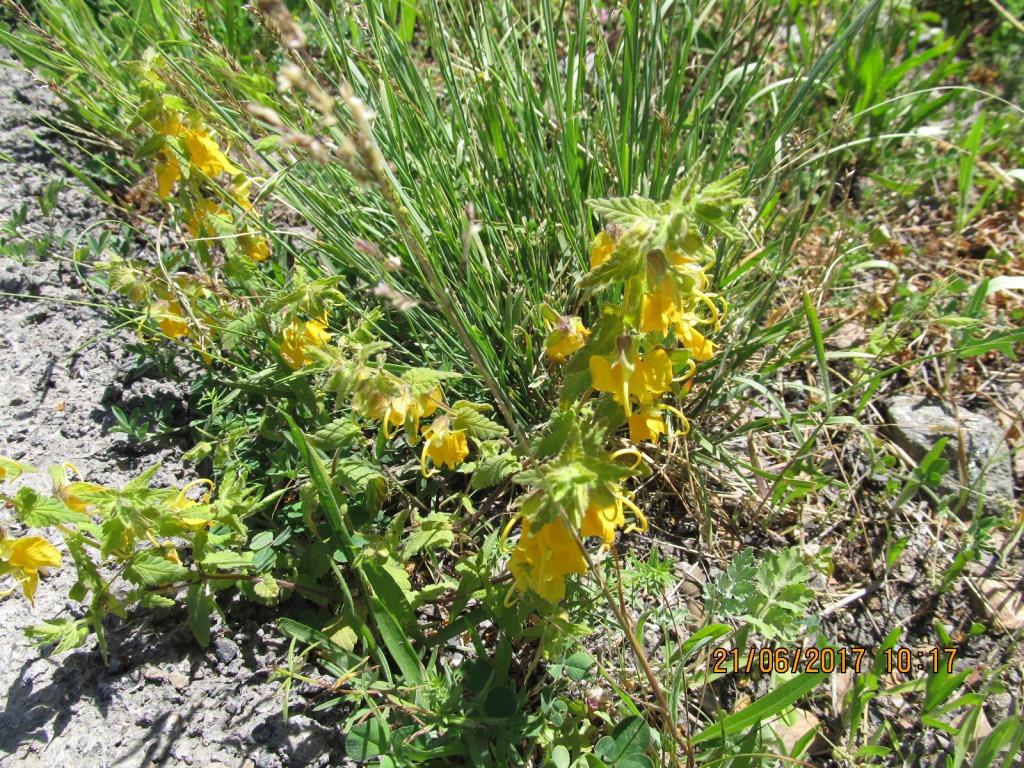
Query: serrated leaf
200 550 255 570
401 367 460 397
140 593 176 608
125 550 189 586
10 486 89 527
25 619 89 654
696 167 748 207
470 451 521 490
99 516 129 559
449 400 507 439
312 419 362 451
586 196 662 228
335 455 387 491
702 215 746 242
253 573 280 600
401 512 455 559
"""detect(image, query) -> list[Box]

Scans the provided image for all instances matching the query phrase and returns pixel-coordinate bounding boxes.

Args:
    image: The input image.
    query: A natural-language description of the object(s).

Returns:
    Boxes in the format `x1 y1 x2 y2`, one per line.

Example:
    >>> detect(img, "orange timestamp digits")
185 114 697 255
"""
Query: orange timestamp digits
710 646 959 675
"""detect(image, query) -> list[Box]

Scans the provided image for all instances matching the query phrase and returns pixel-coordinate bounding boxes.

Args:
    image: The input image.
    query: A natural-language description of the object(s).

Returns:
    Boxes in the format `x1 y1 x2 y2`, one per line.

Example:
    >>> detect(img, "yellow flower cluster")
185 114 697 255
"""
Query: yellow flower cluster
139 89 272 346
583 228 724 445
349 371 474 475
512 190 733 605
507 486 647 603
280 317 332 370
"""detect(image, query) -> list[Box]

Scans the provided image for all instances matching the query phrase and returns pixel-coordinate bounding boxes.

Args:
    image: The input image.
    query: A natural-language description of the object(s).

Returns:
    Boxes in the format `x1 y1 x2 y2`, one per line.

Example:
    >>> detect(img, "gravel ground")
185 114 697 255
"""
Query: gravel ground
0 58 346 768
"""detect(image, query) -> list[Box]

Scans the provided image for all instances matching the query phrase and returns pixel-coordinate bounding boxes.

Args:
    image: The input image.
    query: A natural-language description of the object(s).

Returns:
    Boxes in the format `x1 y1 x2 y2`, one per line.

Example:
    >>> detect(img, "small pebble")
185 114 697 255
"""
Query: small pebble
213 637 239 664
167 671 189 689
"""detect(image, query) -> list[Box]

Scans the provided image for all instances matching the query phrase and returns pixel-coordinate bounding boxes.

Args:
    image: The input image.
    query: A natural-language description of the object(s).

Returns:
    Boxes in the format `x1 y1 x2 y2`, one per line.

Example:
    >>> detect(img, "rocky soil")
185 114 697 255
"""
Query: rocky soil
0 57 345 768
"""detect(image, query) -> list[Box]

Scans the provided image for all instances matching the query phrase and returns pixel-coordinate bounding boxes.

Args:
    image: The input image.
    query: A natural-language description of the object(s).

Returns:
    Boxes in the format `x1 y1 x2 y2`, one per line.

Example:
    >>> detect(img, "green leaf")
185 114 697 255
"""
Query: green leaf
249 530 275 550
402 367 460 396
186 583 213 647
470 451 521 490
957 328 1023 360
401 512 455 559
563 651 595 682
802 293 831 408
692 672 827 743
10 486 88 527
0 456 36 480
25 618 89 654
586 196 661 228
484 685 518 718
973 715 1024 768
346 718 390 761
612 716 652 756
449 400 507 439
311 419 362 451
200 550 255 570
696 168 748 208
253 574 280 600
369 593 423 684
125 550 189 586
329 623 359 652
140 593 176 608
99 516 129 559
253 135 282 153
279 618 359 665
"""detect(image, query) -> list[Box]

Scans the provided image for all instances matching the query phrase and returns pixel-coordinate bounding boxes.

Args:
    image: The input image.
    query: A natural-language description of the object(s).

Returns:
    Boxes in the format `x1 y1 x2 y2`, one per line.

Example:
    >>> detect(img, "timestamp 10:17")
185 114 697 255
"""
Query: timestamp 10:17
710 646 959 675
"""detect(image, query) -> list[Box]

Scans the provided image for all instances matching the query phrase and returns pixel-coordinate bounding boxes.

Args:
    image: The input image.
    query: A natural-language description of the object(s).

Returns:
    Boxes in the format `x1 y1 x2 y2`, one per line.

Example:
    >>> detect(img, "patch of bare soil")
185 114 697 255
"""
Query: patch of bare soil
0 58 347 768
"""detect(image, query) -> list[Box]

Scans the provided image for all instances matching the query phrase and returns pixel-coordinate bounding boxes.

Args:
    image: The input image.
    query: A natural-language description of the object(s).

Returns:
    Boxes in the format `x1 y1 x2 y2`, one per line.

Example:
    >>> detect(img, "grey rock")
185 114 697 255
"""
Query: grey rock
884 396 1014 509
214 636 240 664
255 754 282 768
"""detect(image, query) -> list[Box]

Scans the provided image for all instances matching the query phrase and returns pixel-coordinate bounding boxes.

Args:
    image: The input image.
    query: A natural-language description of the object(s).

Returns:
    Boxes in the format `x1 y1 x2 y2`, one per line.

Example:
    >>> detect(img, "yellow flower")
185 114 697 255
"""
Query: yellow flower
420 417 469 475
628 407 667 443
589 231 615 270
357 381 444 438
184 129 239 177
675 320 714 362
279 318 332 369
580 499 626 546
152 298 189 339
589 348 672 414
631 348 672 404
0 535 61 604
154 149 181 199
545 316 589 362
640 281 680 335
589 353 633 413
384 391 415 432
61 481 105 513
242 236 271 262
418 386 444 420
508 518 587 603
